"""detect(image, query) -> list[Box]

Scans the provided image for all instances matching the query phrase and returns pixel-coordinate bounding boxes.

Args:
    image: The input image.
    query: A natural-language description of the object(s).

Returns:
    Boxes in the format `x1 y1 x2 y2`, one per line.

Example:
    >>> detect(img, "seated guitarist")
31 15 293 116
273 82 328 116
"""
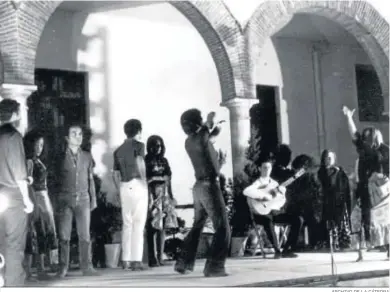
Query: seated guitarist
244 155 303 259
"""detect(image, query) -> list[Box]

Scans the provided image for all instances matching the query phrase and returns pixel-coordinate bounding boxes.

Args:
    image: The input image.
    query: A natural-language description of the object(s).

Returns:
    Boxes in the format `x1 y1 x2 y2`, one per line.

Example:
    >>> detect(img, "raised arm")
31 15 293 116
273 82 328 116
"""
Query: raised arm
342 106 358 141
201 130 220 177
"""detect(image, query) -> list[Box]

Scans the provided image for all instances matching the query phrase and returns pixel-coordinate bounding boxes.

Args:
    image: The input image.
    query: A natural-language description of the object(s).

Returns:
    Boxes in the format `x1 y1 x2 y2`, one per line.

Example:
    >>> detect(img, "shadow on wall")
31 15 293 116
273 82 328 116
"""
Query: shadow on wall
0 51 3 85
77 26 116 203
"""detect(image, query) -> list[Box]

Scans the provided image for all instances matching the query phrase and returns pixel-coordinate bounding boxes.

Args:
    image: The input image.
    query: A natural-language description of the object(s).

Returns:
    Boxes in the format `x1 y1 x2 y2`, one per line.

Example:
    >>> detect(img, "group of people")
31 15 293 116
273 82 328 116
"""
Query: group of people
0 99 101 286
243 105 389 262
0 99 180 286
111 110 229 277
0 96 388 286
112 121 178 271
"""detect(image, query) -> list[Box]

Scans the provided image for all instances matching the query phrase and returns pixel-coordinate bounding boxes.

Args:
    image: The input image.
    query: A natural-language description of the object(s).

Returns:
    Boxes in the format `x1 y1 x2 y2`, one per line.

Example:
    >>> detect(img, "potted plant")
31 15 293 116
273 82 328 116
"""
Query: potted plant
91 175 122 268
229 174 253 257
164 217 186 261
229 103 269 257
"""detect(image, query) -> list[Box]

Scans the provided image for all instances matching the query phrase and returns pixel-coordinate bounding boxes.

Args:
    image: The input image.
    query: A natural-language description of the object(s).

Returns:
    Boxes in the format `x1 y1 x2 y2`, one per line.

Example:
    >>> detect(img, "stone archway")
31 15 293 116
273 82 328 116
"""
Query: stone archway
0 0 246 103
245 0 389 99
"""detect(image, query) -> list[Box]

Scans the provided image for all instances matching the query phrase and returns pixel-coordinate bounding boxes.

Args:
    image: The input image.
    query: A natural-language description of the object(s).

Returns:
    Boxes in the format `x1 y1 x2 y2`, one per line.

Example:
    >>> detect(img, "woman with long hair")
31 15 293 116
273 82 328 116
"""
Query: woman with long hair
318 150 352 250
343 106 389 260
145 135 177 267
23 130 58 280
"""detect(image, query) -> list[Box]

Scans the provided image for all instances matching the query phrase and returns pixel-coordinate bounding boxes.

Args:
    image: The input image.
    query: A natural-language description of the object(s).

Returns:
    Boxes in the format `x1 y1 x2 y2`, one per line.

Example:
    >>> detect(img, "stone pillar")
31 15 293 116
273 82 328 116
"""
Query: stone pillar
222 98 258 178
0 83 37 136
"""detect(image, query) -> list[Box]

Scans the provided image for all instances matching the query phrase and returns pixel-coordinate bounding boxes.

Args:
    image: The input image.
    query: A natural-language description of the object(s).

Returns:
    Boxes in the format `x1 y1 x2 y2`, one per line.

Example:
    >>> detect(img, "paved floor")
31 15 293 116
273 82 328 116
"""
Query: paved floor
28 252 389 287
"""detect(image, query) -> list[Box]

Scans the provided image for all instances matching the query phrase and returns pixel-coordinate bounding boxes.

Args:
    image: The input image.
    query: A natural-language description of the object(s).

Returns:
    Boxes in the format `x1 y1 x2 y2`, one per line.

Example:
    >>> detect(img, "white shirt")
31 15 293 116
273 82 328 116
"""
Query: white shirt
243 176 279 200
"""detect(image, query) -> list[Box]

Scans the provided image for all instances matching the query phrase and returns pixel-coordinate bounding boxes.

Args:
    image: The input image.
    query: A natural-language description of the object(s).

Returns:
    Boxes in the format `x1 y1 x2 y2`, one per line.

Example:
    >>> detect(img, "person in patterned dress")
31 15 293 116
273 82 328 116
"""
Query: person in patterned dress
145 135 177 267
318 150 352 251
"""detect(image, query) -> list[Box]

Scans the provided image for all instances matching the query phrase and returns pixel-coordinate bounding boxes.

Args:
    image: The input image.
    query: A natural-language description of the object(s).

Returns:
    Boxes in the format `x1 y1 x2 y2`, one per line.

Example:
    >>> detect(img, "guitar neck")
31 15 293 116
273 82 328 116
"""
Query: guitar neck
281 179 294 188
280 171 304 188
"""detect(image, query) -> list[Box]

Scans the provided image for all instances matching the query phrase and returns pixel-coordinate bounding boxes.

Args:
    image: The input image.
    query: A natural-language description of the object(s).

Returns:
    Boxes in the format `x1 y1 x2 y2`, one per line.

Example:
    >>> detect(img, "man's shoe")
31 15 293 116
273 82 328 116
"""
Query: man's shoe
26 274 40 283
356 249 364 262
48 264 59 273
82 267 100 276
204 270 229 278
274 251 282 259
149 259 160 268
56 268 68 279
37 272 53 281
281 251 298 258
122 261 131 270
131 261 146 271
174 260 192 275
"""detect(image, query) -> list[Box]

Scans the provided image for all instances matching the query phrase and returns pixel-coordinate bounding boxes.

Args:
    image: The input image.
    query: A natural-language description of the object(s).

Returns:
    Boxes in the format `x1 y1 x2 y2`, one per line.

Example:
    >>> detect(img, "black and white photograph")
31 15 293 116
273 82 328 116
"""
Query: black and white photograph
0 0 389 289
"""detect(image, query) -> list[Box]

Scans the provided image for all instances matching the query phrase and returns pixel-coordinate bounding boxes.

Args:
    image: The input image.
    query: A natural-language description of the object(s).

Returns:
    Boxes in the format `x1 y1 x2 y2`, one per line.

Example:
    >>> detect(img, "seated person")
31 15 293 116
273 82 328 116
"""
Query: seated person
243 155 303 258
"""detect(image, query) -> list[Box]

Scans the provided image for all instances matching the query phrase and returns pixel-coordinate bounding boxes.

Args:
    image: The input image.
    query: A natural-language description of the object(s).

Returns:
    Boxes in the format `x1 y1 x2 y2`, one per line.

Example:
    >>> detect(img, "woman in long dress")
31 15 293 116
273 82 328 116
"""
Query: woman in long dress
318 150 352 250
343 106 389 261
145 135 177 267
24 130 58 280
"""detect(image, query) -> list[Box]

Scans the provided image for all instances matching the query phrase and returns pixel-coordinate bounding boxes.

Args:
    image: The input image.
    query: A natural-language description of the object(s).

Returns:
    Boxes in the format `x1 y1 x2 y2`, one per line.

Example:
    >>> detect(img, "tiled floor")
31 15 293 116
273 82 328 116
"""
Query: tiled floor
27 251 389 287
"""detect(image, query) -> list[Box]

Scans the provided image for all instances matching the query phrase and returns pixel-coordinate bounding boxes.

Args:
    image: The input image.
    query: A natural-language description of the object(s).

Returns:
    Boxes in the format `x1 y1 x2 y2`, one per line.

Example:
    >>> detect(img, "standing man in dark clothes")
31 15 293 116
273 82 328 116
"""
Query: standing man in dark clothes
52 124 99 278
174 109 230 278
0 99 34 286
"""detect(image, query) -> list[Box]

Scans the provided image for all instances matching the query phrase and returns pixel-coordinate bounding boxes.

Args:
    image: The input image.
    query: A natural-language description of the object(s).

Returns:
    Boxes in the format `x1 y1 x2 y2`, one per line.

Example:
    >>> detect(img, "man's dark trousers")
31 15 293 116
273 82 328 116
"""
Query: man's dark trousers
178 180 230 273
0 187 28 286
57 194 92 272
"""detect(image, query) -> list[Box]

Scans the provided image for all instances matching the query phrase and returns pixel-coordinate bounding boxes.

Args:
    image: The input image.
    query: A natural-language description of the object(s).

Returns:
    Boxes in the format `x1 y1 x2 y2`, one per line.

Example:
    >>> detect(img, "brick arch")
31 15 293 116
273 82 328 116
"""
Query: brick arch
6 1 243 103
245 0 389 98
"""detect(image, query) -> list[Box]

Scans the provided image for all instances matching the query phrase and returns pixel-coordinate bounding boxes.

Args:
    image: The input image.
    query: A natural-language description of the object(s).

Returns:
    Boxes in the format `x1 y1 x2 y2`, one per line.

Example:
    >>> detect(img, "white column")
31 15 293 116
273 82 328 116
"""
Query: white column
221 98 258 178
0 83 37 135
312 45 326 156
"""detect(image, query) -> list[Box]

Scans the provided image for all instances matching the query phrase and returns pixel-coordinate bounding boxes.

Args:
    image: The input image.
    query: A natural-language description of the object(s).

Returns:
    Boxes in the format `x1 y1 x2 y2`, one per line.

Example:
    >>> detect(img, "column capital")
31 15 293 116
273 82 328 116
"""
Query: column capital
221 97 258 120
221 97 258 108
0 83 38 101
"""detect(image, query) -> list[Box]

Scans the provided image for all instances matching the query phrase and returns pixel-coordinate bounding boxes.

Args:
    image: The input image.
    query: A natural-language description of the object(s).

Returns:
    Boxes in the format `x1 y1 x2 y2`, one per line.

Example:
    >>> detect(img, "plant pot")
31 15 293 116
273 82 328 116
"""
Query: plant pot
104 243 121 268
230 236 248 257
112 231 122 244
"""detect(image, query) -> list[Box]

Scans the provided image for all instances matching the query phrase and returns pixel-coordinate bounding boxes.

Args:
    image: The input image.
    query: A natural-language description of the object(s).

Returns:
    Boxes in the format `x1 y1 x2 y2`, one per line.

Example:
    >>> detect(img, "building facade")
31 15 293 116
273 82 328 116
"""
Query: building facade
0 1 388 215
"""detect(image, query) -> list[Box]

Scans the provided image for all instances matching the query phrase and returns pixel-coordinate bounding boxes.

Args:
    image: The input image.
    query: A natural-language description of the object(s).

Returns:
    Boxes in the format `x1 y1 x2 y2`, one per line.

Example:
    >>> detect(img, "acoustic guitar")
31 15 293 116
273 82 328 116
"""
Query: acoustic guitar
246 168 306 216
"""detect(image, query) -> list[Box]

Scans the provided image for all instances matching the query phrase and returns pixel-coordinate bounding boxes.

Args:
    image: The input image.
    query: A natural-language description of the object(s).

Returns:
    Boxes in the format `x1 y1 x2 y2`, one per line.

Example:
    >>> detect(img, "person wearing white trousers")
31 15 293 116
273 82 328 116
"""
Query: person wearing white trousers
113 119 148 271
119 179 148 266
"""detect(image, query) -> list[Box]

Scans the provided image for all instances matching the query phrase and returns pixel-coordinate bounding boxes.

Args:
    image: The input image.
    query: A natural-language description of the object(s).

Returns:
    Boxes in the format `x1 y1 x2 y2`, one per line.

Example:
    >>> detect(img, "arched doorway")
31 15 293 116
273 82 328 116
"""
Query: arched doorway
246 0 389 172
31 1 239 228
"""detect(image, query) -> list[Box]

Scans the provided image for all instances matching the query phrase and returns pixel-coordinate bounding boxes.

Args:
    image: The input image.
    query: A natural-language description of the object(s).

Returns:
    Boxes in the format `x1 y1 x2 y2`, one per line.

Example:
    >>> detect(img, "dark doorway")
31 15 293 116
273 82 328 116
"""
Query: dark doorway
28 68 88 159
256 85 279 155
355 64 386 122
